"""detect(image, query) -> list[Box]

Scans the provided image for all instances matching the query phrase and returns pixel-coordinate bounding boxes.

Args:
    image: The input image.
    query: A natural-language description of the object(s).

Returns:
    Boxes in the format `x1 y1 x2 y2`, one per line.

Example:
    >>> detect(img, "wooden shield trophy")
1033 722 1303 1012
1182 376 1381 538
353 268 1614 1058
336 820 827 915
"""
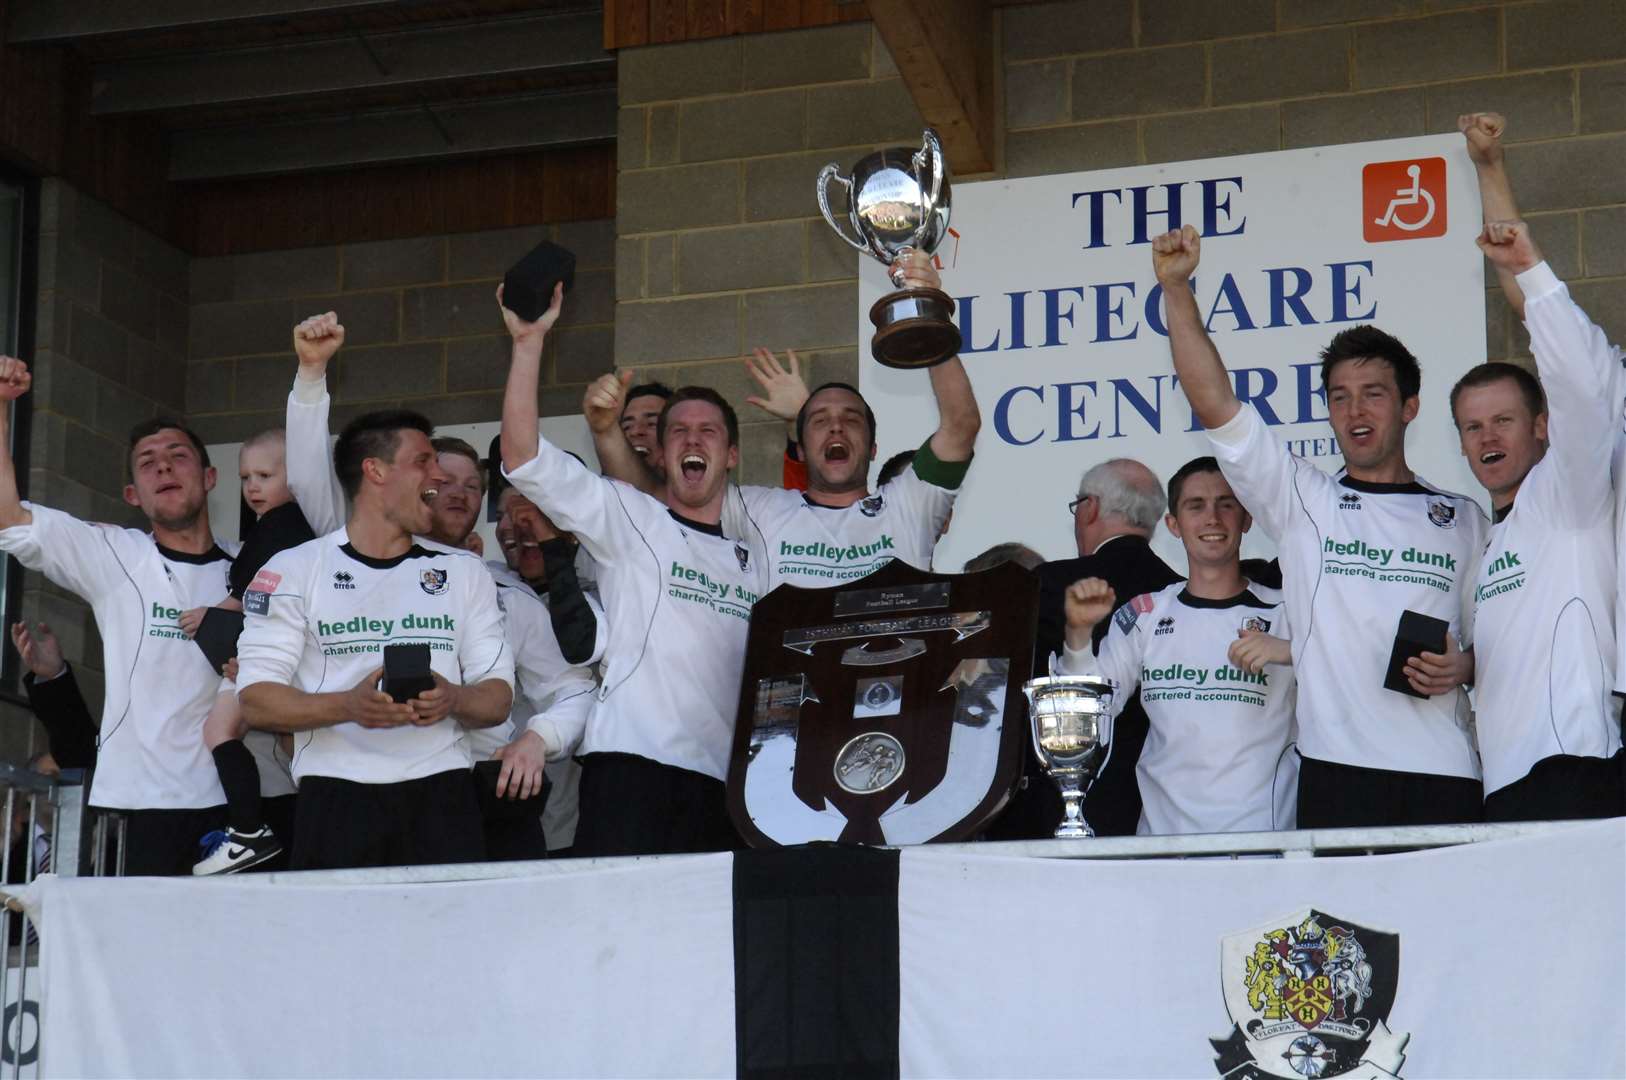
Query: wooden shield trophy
727 559 1039 847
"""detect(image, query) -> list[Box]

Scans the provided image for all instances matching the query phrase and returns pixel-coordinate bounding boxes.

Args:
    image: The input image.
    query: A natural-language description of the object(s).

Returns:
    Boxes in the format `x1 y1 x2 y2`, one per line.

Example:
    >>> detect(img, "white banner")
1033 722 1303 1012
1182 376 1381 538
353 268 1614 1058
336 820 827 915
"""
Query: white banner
860 134 1488 572
22 821 1625 1078
36 856 737 1079
899 819 1626 1078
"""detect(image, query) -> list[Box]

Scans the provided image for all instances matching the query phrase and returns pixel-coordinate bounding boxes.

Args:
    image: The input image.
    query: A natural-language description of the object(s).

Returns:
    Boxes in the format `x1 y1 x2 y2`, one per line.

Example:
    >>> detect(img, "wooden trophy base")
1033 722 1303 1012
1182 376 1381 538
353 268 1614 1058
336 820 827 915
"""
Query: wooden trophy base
869 287 961 369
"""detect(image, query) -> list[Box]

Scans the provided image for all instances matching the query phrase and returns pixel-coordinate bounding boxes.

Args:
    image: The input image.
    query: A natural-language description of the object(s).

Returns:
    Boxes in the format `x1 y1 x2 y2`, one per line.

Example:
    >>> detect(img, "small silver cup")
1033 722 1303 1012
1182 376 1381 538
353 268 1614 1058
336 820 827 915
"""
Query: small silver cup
816 129 960 369
1021 675 1114 838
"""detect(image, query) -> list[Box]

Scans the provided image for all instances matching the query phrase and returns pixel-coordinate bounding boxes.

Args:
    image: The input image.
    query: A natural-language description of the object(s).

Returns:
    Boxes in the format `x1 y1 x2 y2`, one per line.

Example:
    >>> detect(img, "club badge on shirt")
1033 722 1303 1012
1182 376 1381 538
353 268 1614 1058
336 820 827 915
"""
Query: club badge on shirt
420 568 449 595
1241 615 1272 634
1426 499 1456 529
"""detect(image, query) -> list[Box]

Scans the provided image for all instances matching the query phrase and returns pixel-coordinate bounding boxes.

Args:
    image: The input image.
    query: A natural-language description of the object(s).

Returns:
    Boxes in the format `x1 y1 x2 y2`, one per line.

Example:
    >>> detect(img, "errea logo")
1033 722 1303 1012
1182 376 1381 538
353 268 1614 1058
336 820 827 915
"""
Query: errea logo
1339 493 1361 510
1155 616 1175 636
332 571 355 590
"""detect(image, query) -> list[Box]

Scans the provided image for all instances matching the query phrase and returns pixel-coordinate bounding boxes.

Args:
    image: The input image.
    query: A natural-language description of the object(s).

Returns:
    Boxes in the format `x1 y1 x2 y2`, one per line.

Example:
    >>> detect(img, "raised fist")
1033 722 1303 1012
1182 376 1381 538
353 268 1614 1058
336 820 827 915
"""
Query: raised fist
1477 219 1543 277
0 357 31 402
1151 225 1201 287
293 312 344 373
1458 112 1506 168
583 369 633 435
1064 577 1117 635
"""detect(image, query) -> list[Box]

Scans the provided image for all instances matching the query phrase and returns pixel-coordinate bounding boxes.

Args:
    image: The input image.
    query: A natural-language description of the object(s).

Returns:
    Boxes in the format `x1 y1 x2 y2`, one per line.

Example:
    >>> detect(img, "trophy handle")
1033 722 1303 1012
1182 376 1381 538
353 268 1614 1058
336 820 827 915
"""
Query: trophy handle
892 128 948 288
816 164 869 254
916 128 946 231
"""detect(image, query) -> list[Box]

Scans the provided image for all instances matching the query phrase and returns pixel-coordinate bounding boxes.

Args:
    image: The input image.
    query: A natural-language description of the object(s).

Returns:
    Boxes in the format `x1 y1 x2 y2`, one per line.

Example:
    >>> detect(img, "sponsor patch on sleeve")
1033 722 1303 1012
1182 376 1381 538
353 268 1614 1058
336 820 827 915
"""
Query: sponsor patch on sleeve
1113 593 1154 634
244 569 281 616
1112 605 1137 634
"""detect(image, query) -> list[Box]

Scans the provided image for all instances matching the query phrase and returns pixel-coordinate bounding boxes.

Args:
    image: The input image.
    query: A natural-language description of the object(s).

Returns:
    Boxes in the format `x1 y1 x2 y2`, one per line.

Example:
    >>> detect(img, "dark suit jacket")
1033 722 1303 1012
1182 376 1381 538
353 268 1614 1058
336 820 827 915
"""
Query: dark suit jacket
985 534 1182 840
24 664 98 770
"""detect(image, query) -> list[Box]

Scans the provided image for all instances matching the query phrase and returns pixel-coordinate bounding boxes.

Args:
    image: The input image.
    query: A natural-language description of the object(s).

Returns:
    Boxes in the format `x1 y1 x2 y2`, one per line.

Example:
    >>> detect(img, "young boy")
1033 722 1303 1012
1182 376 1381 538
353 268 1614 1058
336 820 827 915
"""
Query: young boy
182 429 314 874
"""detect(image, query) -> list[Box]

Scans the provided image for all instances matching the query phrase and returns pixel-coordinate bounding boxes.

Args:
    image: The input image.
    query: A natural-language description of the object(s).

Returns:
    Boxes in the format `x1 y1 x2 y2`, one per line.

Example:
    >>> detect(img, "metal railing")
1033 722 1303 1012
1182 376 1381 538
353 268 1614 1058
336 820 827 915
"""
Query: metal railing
0 762 80 1080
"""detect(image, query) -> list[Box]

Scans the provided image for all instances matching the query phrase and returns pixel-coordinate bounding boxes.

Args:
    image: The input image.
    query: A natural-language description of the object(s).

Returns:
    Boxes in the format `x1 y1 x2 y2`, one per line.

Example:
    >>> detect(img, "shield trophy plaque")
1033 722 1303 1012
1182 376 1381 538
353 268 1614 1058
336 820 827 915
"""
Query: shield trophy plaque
727 559 1039 848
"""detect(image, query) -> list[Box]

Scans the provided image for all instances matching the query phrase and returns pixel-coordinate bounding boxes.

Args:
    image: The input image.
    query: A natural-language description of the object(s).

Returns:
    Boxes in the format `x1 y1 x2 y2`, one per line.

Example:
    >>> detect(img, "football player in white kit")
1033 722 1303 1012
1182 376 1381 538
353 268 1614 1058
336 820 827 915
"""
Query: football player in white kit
281 313 597 860
583 251 980 588
1058 457 1298 835
1153 224 1489 828
499 284 764 856
1453 112 1624 820
236 409 515 869
0 361 232 874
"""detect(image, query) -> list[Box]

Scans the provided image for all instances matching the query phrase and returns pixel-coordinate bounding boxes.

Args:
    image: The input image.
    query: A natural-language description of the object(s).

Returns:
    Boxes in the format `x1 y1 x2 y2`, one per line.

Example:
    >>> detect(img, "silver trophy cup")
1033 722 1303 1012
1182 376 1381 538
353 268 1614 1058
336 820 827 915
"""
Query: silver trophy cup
1021 675 1114 838
816 128 961 369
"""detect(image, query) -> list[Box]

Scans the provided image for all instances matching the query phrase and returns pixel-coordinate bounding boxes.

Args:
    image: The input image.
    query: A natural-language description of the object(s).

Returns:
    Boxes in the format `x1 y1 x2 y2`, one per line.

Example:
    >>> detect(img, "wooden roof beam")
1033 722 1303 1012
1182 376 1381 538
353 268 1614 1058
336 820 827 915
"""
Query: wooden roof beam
864 0 995 177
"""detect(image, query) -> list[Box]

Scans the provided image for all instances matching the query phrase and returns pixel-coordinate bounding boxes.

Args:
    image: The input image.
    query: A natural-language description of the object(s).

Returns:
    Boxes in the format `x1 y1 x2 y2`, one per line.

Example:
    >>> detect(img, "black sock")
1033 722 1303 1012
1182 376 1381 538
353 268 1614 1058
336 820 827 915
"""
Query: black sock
212 739 264 835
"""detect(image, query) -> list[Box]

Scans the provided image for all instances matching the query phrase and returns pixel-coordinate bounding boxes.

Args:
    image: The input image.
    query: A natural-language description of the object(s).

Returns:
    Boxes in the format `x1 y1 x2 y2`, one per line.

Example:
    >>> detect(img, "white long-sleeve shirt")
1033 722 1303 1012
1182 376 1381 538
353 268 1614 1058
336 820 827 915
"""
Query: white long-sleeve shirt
721 442 964 587
466 570 597 762
235 530 514 784
504 438 766 781
1207 404 1487 780
285 372 348 535
1472 262 1623 794
0 504 233 809
1057 582 1298 835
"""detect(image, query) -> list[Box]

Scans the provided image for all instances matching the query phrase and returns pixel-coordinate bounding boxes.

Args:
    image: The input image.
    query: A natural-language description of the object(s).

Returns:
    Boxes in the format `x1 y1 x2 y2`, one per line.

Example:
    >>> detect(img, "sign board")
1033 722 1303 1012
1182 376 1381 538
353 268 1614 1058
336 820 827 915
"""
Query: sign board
859 134 1488 573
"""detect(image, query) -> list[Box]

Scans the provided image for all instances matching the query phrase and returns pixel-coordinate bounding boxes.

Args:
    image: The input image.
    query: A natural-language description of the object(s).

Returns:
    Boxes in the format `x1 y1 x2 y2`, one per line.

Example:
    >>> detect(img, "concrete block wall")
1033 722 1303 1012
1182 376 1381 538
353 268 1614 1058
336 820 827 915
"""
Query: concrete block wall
1000 0 1626 360
185 220 616 444
12 179 192 729
614 23 923 483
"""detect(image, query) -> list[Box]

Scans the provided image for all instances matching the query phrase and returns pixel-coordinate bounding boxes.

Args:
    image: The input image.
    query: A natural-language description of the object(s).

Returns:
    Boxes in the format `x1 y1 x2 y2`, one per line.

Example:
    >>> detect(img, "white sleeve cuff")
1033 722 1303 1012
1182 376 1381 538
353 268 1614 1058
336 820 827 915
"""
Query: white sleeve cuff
526 715 572 763
291 372 328 405
1205 403 1254 449
1057 642 1096 675
1514 260 1562 305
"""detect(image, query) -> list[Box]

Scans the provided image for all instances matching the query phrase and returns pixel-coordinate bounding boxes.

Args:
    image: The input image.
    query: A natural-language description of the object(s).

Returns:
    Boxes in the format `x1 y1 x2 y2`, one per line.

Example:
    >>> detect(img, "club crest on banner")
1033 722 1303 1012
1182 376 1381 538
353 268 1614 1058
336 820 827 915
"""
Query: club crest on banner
1212 909 1408 1078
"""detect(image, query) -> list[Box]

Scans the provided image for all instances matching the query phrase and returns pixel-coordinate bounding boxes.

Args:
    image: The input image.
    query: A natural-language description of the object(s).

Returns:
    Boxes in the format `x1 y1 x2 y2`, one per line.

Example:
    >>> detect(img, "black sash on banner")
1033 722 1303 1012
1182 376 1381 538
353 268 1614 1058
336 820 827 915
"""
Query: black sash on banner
732 845 901 1079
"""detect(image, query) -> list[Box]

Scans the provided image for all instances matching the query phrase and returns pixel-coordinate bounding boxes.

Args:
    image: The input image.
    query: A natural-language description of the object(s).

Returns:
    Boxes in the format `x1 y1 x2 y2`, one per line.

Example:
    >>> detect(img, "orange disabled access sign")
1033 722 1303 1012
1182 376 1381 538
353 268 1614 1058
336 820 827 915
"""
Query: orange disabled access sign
1362 156 1447 242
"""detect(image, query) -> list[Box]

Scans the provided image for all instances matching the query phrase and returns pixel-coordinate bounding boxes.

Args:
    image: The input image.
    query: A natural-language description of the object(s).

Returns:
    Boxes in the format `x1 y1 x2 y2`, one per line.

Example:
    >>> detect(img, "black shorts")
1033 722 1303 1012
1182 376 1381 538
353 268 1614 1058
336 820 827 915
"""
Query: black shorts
1296 754 1483 829
291 769 484 871
1484 750 1626 822
114 805 228 877
574 752 737 858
